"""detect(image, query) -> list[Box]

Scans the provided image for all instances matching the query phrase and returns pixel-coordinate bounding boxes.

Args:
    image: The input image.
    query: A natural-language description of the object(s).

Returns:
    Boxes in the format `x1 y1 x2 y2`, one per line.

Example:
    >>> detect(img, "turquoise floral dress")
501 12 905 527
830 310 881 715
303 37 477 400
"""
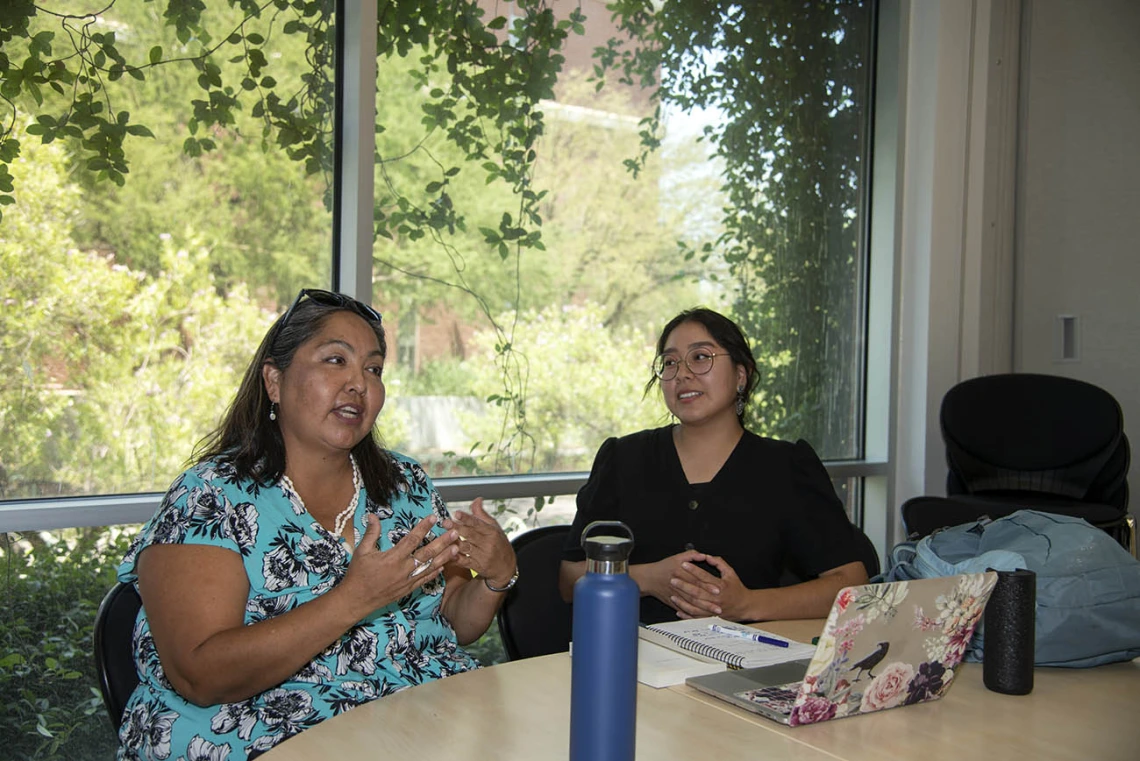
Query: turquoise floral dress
115 453 479 761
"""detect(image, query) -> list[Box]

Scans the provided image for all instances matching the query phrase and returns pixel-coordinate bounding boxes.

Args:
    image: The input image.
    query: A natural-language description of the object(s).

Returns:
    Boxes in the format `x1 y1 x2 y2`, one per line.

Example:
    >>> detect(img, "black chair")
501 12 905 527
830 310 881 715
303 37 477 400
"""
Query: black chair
496 524 574 661
853 527 881 579
94 581 142 733
902 373 1134 553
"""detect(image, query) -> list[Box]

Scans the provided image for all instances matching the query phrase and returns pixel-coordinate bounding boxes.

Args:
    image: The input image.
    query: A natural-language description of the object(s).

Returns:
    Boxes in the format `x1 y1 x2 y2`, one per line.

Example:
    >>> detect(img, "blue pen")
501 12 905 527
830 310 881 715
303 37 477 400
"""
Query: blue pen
708 623 790 648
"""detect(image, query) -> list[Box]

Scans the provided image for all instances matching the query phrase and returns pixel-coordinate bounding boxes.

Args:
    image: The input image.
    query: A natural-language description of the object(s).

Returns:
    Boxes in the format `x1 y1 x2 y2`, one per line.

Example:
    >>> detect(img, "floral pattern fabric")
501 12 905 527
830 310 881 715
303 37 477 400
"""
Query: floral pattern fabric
115 455 479 761
733 573 998 727
785 573 997 726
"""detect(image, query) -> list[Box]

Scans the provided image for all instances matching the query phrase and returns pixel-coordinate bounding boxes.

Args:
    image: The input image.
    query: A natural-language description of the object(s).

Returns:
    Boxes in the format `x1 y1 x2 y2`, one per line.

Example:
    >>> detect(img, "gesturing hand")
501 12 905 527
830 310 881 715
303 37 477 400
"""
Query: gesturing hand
443 498 516 589
341 513 460 613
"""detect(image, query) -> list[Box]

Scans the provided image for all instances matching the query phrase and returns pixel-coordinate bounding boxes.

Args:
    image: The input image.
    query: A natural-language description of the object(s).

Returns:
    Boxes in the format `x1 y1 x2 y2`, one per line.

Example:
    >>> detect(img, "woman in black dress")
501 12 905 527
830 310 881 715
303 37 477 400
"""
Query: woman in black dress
559 308 869 624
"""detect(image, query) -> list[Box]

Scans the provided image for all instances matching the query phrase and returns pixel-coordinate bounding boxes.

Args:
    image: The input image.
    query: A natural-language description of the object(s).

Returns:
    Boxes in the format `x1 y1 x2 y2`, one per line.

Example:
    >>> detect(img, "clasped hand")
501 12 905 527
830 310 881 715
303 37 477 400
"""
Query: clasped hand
654 552 750 621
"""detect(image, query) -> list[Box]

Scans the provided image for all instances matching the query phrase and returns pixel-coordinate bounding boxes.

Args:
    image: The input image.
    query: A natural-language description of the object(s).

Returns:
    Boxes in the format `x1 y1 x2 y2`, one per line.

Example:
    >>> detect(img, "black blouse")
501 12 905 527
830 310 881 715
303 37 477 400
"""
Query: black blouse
563 426 862 624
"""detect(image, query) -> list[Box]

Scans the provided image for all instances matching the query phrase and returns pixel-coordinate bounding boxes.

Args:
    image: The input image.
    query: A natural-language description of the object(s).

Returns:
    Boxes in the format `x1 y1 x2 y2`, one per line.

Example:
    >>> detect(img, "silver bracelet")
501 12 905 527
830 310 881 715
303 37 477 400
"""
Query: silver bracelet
484 566 519 593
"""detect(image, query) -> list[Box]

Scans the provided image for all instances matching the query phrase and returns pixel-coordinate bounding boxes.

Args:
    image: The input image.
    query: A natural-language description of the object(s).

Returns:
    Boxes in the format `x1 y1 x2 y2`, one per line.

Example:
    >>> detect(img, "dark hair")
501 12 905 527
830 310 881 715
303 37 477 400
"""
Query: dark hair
645 307 759 422
193 296 401 502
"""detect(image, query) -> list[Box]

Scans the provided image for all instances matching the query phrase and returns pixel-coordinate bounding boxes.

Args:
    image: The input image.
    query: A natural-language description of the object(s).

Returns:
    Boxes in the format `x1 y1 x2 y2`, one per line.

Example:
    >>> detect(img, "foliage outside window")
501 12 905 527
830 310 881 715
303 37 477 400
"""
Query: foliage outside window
2 0 872 499
1 2 874 757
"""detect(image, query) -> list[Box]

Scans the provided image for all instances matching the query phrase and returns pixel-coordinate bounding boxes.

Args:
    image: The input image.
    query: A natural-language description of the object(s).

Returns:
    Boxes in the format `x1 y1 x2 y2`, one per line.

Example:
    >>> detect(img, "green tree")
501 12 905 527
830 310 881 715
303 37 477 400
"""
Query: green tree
0 527 134 761
0 137 277 495
0 139 137 494
531 74 721 331
598 0 874 456
461 302 667 473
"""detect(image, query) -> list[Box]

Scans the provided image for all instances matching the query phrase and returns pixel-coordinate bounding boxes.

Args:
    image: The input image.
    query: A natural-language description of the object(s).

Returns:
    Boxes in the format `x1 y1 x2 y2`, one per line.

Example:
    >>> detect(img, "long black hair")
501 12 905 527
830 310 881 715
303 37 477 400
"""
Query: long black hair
644 307 759 423
193 295 401 502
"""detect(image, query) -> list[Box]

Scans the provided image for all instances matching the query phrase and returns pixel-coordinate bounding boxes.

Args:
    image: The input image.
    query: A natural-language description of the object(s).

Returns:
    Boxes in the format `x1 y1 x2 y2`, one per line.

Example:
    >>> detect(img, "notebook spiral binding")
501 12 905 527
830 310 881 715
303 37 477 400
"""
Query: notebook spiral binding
644 626 746 669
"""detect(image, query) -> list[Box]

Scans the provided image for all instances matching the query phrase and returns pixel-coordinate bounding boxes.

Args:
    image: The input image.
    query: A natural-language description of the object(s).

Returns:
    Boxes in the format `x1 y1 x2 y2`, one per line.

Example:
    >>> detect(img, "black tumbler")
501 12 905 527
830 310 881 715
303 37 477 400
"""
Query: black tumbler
982 568 1036 695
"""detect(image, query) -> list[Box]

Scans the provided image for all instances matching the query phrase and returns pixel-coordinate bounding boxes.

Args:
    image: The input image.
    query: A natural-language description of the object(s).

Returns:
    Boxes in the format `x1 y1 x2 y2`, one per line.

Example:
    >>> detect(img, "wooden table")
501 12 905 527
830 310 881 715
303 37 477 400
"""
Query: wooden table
679 620 1140 761
263 619 1140 761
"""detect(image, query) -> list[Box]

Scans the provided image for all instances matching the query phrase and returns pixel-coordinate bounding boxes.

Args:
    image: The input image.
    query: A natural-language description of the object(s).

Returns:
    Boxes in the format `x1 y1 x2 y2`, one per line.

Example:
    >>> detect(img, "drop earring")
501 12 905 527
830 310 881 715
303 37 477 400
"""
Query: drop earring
735 386 745 417
269 401 278 421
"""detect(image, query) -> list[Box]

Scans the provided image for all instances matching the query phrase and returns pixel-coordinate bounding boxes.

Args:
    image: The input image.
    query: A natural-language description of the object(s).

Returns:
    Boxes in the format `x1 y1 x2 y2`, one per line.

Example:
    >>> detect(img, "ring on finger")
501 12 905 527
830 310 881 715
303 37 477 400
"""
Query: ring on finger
409 554 434 578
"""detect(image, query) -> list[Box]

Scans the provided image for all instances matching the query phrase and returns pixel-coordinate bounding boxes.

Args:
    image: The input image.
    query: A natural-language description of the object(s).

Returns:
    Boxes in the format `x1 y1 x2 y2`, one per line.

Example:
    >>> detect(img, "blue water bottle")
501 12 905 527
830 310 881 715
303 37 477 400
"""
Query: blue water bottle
570 521 639 761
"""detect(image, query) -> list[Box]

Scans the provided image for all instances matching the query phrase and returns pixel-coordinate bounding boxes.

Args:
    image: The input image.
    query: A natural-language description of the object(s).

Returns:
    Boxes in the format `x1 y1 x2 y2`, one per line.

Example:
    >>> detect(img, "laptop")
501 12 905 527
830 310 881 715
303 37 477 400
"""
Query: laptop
686 572 998 726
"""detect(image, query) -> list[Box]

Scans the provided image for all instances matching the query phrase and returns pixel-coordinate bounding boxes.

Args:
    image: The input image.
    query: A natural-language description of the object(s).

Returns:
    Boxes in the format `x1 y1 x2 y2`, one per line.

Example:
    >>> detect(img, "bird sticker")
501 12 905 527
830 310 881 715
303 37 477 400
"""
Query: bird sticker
849 641 889 680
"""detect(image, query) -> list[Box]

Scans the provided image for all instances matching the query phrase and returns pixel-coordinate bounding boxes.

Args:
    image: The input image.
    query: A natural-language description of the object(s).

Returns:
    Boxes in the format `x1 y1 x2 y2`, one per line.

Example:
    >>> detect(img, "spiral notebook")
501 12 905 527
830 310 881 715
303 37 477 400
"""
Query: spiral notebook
685 573 998 727
638 616 817 669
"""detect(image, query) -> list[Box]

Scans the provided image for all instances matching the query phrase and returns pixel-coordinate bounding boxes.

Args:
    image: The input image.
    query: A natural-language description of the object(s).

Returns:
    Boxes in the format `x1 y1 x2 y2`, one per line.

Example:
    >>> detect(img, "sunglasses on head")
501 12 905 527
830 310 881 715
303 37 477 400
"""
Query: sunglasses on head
279 289 383 332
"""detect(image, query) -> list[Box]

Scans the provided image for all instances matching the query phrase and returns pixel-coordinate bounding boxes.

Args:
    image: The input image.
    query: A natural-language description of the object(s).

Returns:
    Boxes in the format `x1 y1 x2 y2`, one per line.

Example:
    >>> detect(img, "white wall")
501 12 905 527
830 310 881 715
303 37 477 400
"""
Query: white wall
889 0 1022 541
1014 0 1140 450
887 0 1138 544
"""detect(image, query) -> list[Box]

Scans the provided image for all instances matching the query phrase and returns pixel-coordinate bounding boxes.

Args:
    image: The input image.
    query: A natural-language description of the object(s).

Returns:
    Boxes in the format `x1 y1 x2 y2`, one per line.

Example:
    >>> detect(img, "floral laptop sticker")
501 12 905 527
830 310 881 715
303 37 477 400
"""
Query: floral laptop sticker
687 573 999 727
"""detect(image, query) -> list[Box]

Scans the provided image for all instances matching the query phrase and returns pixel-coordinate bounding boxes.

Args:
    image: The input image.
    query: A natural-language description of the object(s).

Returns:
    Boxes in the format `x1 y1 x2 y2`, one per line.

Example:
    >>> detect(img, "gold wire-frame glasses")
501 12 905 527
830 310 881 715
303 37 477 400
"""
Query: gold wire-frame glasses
652 348 727 381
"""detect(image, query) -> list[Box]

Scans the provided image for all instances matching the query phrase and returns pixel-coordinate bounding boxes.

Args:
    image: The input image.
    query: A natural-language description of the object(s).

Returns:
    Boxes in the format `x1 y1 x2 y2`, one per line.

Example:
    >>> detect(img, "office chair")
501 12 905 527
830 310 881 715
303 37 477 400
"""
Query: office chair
496 524 574 661
902 373 1134 554
93 580 142 733
853 527 882 579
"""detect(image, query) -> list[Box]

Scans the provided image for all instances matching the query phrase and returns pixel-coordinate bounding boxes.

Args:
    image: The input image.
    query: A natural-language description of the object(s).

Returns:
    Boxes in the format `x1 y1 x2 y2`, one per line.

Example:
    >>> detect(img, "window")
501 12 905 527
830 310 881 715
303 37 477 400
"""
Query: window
0 3 880 753
1 1 336 501
365 0 876 487
3 0 875 511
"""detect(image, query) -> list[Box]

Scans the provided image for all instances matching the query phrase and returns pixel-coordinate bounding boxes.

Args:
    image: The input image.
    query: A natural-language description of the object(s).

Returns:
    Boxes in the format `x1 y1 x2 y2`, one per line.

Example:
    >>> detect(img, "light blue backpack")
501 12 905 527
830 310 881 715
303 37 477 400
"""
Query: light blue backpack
883 509 1140 667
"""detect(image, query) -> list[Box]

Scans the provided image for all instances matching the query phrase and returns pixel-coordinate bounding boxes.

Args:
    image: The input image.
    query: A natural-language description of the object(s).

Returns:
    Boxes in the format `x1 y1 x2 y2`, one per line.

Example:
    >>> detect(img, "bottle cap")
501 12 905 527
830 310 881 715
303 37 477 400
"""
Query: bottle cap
582 521 634 562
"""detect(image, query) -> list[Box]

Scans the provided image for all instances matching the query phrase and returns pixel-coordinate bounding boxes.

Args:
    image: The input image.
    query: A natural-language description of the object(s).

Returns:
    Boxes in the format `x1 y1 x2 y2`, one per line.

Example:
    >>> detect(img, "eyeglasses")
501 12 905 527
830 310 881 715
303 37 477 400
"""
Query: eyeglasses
652 348 728 381
279 289 383 332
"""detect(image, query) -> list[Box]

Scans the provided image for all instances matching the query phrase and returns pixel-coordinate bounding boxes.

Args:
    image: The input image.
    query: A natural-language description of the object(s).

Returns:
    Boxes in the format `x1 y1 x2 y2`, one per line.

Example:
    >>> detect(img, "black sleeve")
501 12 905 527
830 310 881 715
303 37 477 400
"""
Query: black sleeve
563 436 621 562
780 439 863 580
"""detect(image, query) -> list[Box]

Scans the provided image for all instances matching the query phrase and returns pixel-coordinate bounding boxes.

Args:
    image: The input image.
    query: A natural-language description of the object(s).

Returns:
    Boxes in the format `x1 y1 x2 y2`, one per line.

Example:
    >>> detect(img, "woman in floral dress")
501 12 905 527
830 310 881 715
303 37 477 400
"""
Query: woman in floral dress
116 290 518 760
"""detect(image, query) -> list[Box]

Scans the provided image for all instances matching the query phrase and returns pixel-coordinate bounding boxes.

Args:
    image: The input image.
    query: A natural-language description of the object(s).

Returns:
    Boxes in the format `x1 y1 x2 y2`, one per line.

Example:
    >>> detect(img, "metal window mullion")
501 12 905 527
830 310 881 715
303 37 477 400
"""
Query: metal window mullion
335 0 377 303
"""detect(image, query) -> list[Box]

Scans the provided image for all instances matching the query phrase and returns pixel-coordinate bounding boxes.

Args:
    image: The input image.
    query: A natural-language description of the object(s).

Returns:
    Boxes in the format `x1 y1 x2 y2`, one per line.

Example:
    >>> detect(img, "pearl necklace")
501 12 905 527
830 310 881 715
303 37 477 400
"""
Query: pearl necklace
280 455 363 545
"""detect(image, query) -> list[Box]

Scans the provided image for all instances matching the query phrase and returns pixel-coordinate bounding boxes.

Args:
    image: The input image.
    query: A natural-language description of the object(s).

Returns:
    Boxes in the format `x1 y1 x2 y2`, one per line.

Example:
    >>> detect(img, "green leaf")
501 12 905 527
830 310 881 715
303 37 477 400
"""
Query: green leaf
126 124 155 138
32 30 55 54
0 653 26 668
149 46 163 64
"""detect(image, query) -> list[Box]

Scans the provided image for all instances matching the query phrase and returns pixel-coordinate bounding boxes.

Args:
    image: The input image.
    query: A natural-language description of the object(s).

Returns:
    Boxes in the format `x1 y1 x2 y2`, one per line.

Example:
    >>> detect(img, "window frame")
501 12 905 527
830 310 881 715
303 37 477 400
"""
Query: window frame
0 0 893 540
